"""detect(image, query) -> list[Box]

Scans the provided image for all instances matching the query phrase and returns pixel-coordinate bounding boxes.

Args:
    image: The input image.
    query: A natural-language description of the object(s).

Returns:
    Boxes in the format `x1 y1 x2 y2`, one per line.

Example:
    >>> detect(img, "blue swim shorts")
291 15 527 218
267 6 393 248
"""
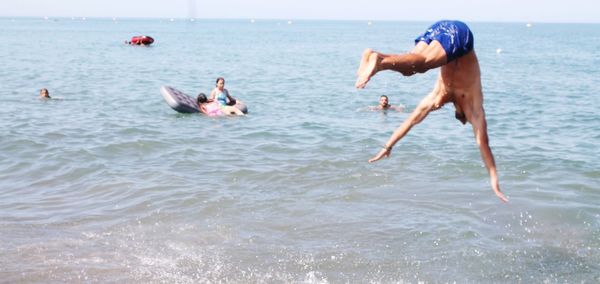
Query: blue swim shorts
414 20 474 62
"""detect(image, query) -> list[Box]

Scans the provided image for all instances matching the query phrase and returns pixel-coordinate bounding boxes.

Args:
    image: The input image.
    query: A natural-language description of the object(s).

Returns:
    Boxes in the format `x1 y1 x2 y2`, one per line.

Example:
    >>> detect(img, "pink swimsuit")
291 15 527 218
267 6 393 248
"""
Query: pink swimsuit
204 102 224 117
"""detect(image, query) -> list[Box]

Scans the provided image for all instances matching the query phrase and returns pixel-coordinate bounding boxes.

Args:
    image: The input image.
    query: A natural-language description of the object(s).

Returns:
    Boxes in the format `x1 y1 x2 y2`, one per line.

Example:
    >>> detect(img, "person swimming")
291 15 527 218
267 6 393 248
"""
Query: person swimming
370 95 404 112
209 77 237 106
196 93 244 116
39 88 51 99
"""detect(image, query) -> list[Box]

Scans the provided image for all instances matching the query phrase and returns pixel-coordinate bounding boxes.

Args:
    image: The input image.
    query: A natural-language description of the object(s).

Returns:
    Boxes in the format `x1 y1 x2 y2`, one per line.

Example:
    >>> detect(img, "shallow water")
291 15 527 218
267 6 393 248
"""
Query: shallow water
1 18 599 282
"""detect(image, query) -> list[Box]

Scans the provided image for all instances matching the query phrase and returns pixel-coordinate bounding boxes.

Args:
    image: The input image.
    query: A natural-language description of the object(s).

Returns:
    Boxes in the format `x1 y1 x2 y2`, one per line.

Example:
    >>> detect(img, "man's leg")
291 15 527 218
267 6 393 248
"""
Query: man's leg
357 48 394 75
357 48 373 76
410 41 429 54
355 41 448 88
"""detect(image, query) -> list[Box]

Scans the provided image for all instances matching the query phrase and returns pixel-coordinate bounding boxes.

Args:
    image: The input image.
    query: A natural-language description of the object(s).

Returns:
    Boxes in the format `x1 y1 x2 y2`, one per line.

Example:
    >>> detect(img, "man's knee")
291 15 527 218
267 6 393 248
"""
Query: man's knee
422 41 448 68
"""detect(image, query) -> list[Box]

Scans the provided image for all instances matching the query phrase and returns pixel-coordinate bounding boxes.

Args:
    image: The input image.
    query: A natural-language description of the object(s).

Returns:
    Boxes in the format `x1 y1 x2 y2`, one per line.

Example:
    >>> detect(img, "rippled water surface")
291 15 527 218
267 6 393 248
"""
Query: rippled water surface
1 18 599 282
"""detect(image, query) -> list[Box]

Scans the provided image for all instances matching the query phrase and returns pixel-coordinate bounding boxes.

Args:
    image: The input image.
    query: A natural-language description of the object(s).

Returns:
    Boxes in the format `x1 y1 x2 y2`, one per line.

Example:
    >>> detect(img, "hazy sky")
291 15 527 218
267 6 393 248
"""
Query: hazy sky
1 0 598 23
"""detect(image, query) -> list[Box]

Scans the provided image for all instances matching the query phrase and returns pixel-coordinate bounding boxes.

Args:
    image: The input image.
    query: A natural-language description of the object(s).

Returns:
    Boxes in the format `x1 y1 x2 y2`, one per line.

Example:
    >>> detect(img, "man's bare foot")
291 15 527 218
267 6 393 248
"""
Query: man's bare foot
355 52 380 88
357 48 373 76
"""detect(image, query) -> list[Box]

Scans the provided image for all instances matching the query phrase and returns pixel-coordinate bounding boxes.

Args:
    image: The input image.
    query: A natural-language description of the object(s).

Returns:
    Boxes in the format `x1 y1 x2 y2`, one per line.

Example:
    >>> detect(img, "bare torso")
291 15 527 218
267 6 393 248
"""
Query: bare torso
433 51 483 124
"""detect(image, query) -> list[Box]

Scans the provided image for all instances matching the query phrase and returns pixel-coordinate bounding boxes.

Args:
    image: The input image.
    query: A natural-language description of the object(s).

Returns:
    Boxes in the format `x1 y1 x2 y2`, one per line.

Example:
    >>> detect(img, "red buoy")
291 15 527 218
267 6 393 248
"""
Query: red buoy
128 35 154 45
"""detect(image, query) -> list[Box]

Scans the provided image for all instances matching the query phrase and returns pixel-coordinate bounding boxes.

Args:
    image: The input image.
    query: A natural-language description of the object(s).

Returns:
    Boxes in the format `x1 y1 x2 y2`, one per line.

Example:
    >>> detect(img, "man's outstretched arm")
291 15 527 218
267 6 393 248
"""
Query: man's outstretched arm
369 91 437 163
470 107 508 203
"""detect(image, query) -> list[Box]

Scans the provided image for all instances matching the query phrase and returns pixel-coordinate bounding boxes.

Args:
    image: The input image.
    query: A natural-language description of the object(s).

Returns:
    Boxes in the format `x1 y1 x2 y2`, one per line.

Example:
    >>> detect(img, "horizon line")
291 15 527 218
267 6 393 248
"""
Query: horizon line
1 16 599 25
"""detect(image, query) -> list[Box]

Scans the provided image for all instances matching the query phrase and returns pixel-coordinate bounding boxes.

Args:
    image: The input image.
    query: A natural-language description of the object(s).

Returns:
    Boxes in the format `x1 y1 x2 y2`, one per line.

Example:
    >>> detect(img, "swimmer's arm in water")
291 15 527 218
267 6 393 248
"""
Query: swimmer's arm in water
369 92 436 163
391 105 405 112
469 106 509 203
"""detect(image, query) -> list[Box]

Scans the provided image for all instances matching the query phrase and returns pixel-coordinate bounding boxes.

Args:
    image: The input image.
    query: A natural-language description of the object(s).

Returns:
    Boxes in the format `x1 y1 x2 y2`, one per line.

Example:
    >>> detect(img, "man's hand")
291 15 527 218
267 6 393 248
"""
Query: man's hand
368 148 391 163
491 176 509 203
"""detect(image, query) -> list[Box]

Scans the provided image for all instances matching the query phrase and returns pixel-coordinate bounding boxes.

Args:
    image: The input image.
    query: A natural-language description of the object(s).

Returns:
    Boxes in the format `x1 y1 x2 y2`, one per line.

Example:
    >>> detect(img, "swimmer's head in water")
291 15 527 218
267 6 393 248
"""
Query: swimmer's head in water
197 93 207 104
40 88 50 98
379 95 389 108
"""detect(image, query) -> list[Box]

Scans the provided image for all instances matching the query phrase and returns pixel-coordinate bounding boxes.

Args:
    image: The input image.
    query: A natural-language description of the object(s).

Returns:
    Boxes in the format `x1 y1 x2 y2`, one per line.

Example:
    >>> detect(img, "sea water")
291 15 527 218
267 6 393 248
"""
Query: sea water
0 18 599 282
